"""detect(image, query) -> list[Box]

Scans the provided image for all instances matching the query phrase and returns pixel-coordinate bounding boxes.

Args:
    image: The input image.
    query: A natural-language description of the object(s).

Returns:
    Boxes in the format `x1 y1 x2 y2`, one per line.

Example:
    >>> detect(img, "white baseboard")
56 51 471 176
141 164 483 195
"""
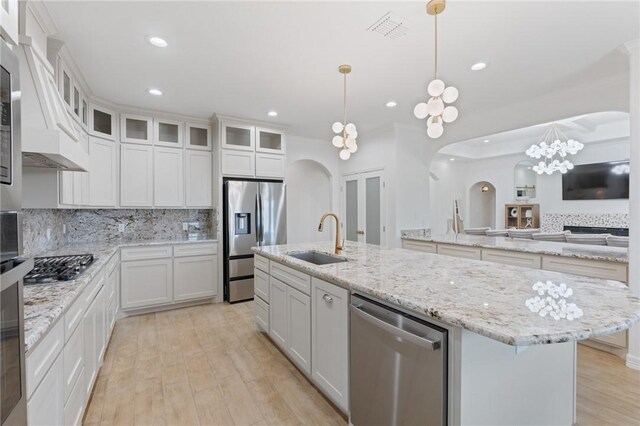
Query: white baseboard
626 353 640 370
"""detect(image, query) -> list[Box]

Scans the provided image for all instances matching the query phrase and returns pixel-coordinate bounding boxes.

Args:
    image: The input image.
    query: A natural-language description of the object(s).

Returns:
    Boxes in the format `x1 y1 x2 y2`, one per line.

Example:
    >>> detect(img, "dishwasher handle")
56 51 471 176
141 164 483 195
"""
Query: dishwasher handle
350 303 441 351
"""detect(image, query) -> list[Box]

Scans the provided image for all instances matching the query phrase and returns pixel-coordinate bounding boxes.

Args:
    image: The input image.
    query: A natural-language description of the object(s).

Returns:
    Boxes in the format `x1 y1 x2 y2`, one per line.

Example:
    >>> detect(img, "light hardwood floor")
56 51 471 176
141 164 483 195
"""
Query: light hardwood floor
84 301 639 426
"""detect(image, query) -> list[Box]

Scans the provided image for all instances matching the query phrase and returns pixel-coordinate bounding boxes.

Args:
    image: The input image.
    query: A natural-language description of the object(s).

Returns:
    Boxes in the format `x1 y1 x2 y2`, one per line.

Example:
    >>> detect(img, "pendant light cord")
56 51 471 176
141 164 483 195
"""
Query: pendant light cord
434 11 438 79
343 71 347 140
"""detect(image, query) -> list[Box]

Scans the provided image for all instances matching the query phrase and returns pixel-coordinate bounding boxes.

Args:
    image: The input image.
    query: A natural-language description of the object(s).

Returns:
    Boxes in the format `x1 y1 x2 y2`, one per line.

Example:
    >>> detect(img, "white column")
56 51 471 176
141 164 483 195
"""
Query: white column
625 39 640 370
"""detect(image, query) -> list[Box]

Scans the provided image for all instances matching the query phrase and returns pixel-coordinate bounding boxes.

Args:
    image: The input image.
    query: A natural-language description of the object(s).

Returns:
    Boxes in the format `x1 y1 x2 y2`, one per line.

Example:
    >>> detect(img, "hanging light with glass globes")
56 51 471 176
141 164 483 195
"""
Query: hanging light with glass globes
414 0 459 139
331 64 358 160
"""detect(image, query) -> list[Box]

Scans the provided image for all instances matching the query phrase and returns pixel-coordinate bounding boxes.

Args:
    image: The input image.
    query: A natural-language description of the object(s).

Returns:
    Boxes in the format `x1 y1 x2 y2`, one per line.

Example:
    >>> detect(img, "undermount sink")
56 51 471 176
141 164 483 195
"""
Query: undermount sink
287 250 348 265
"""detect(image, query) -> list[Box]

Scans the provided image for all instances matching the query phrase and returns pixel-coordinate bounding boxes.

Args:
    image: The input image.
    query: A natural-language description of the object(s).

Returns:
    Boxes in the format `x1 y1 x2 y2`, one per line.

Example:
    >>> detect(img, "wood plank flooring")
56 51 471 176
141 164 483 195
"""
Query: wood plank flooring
84 301 639 425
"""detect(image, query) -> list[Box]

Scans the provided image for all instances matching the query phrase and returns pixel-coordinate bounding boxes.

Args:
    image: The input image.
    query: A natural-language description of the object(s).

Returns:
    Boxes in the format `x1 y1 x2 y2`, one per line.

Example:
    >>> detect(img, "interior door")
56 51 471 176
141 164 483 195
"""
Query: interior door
342 170 385 246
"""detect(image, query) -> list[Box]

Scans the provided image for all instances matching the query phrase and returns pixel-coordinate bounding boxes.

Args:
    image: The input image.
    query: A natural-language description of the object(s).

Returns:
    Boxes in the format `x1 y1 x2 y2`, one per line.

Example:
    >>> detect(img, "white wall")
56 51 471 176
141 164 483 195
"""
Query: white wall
430 138 630 231
286 135 340 243
469 182 496 228
429 158 467 234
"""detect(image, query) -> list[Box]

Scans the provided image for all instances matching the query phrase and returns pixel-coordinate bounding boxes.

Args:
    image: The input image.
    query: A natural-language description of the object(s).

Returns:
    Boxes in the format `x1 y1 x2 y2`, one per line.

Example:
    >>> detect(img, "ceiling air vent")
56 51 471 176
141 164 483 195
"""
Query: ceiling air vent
367 12 409 40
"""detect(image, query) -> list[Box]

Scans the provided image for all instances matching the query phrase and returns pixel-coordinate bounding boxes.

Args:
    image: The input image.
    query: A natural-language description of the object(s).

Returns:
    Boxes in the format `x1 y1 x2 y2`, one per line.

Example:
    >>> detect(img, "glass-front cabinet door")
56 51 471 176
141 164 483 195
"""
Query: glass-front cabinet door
256 127 285 154
89 103 116 141
120 113 153 145
221 122 254 151
186 123 211 151
154 118 184 147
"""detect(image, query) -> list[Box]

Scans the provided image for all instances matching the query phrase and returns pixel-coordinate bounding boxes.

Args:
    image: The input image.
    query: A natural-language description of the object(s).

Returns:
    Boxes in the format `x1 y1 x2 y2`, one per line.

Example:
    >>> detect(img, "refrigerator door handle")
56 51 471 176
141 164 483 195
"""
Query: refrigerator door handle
257 192 264 244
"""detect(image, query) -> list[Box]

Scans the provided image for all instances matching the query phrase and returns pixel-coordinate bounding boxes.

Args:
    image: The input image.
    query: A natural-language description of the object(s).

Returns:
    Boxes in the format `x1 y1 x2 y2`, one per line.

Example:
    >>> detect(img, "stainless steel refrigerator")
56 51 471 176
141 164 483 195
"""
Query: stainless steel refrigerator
223 179 286 302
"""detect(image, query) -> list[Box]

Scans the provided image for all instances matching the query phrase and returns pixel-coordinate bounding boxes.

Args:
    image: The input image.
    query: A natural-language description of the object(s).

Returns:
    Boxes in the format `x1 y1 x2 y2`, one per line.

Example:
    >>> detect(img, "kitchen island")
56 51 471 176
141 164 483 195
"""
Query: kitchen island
252 241 640 425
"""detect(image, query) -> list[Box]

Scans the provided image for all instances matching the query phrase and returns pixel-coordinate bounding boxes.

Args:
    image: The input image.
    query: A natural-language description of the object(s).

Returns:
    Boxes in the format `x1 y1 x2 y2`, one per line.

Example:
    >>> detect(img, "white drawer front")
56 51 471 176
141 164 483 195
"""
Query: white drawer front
542 256 628 282
63 322 84 403
270 262 311 296
121 245 172 261
64 367 86 426
402 240 437 254
437 244 482 260
64 294 86 343
254 268 270 303
83 269 105 307
26 319 64 399
481 249 541 269
173 242 218 257
254 254 270 273
255 296 269 332
107 252 119 274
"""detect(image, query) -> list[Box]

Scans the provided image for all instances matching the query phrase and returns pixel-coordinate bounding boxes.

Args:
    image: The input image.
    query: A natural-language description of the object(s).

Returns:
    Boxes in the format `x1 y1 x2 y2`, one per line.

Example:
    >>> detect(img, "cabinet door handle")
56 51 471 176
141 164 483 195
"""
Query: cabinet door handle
356 230 365 235
323 294 333 303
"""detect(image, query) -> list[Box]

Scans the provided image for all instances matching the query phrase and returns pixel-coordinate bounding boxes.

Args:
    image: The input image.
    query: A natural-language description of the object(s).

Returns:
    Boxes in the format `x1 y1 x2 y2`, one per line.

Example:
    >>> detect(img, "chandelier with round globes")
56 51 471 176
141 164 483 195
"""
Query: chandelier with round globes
525 123 584 175
331 64 358 160
414 0 459 139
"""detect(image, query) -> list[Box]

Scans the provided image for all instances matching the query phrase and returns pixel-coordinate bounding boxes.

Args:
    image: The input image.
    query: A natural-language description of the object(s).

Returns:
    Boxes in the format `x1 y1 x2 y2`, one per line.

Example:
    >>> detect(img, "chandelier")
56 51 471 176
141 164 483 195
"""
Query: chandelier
525 123 584 175
414 0 459 139
331 64 358 160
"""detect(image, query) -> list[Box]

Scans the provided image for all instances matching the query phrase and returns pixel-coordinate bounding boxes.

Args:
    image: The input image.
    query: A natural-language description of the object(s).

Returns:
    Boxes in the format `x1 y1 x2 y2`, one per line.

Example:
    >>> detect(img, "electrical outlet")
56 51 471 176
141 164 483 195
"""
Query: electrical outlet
182 222 189 231
118 223 125 232
46 228 51 241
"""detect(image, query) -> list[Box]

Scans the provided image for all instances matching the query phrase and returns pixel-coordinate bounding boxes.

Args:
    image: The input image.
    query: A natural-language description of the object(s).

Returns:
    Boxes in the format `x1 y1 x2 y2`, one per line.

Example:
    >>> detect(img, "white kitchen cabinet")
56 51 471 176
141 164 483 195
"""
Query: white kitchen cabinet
27 353 64 426
154 118 184 147
120 143 153 207
60 171 75 205
286 286 311 374
96 287 107 363
221 122 255 151
269 277 288 348
311 278 349 411
185 150 212 207
254 296 269 332
121 113 153 144
121 258 173 310
82 286 103 398
254 268 269 303
186 123 211 150
59 64 73 112
89 103 116 141
436 244 482 260
0 0 19 46
173 254 217 301
154 147 184 206
255 153 285 178
89 137 117 207
256 127 285 154
63 323 84 403
63 368 86 426
221 149 255 177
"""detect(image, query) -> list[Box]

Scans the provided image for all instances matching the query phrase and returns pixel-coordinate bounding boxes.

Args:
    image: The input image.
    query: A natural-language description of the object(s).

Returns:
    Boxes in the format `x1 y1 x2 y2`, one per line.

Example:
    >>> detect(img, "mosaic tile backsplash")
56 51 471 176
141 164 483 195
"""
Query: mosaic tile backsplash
540 213 629 233
23 209 217 256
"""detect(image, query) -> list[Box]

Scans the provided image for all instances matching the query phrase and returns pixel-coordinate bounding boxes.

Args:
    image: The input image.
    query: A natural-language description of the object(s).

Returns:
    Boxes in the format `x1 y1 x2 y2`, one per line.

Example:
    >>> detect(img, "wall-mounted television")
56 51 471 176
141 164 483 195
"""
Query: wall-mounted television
562 160 629 200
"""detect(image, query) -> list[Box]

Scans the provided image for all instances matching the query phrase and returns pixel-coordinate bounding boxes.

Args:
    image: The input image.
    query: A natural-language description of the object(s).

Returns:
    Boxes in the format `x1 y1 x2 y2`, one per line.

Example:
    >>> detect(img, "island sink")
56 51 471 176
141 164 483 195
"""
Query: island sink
287 250 348 265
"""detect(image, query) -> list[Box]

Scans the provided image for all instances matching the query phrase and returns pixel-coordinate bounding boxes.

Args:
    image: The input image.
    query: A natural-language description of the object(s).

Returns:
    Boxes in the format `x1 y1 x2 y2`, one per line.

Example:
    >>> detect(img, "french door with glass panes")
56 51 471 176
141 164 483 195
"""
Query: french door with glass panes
341 170 386 246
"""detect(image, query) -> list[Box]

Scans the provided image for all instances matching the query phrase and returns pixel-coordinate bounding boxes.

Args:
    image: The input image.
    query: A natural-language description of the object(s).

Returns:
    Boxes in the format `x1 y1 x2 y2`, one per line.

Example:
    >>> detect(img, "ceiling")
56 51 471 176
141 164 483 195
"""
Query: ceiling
438 111 630 160
44 1 639 141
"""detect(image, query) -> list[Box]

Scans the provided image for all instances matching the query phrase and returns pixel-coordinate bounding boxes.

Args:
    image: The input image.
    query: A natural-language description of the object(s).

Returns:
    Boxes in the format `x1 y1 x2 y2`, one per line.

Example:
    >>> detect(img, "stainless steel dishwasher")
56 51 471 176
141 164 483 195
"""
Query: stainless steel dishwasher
350 294 447 426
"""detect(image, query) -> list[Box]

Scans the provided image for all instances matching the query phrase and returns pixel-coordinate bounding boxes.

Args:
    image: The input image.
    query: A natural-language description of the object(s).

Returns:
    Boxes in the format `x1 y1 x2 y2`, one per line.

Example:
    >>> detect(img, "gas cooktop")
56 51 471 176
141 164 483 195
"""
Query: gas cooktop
24 254 94 284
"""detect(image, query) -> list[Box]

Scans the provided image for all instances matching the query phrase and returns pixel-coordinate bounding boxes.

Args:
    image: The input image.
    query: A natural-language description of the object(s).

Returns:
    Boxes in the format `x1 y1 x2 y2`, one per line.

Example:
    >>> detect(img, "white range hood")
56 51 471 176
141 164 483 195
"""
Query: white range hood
18 36 89 171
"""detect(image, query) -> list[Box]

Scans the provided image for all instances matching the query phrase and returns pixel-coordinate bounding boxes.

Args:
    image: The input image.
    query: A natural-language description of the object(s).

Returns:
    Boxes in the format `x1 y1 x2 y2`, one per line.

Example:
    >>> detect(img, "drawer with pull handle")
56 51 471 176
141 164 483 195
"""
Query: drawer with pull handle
26 319 64 399
270 262 311 296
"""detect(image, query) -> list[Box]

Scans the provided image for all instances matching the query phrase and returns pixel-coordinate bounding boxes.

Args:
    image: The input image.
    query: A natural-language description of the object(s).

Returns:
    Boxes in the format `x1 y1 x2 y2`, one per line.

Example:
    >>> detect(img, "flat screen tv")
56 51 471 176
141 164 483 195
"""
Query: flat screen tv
562 160 629 200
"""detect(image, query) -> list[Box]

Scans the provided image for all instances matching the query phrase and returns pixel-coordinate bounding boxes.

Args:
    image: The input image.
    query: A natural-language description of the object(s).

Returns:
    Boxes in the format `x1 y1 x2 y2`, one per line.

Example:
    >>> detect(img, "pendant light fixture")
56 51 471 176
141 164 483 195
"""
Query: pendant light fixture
414 0 459 139
525 123 584 175
332 64 358 160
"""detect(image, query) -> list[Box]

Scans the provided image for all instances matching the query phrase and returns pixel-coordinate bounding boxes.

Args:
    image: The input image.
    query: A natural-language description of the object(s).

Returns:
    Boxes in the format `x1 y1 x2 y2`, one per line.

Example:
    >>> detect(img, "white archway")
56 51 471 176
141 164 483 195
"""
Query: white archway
468 181 496 229
286 159 334 243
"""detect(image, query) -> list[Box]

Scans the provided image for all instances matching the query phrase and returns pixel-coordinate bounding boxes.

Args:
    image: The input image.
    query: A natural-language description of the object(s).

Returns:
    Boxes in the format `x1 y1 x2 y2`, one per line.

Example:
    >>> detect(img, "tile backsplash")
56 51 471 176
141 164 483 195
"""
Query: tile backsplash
23 209 217 256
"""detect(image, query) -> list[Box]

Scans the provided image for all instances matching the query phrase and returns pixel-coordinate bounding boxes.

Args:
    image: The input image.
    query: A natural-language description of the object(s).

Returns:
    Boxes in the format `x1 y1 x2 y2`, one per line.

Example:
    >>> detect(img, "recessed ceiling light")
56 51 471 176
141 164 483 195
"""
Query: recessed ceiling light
148 88 163 96
267 111 278 117
385 101 397 108
147 36 168 47
449 158 455 162
471 62 487 71
483 139 490 143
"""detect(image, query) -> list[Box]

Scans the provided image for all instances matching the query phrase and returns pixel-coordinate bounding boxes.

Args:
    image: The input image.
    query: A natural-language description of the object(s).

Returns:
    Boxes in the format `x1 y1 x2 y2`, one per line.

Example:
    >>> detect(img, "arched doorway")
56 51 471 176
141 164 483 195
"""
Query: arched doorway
286 159 334 243
468 181 496 228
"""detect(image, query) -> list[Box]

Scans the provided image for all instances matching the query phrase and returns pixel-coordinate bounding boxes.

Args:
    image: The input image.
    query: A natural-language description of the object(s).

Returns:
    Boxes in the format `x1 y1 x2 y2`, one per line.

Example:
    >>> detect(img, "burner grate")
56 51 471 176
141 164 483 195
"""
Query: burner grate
25 254 95 284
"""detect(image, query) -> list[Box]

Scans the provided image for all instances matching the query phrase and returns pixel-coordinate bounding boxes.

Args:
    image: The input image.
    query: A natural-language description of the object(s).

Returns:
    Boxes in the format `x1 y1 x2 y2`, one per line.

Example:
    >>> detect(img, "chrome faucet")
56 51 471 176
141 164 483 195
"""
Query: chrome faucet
318 212 344 254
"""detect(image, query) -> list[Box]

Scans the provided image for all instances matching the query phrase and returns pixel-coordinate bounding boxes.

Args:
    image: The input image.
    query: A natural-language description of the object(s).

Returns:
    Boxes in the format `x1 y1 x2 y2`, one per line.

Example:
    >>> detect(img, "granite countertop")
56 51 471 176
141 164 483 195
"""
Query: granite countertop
253 241 640 347
401 233 629 264
23 236 218 353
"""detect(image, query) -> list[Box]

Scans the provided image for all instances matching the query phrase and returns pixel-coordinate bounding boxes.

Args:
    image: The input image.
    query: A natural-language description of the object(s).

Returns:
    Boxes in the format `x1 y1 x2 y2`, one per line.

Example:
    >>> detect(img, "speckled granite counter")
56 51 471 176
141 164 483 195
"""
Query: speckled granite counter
252 241 639 346
23 236 218 353
401 233 629 263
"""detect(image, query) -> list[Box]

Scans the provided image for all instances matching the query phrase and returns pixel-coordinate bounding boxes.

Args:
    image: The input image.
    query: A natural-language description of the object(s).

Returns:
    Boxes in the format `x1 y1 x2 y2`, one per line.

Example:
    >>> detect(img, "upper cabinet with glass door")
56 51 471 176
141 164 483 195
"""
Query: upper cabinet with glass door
0 0 19 46
186 123 212 151
121 113 153 145
89 103 117 141
154 118 184 148
221 122 255 151
256 127 285 154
